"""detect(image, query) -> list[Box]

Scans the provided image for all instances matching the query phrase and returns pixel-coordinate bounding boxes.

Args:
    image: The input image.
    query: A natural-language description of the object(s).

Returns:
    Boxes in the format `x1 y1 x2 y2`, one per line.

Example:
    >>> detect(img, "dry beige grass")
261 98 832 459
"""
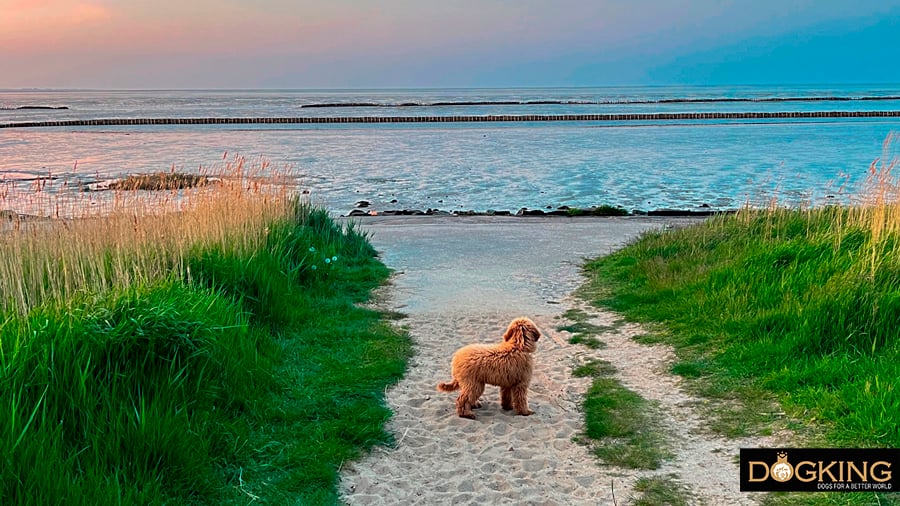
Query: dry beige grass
0 156 294 315
731 132 900 277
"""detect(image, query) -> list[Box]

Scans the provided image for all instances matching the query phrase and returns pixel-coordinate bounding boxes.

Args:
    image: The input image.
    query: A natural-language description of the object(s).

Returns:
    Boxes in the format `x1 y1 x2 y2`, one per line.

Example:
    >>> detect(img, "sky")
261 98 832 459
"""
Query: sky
2 0 899 89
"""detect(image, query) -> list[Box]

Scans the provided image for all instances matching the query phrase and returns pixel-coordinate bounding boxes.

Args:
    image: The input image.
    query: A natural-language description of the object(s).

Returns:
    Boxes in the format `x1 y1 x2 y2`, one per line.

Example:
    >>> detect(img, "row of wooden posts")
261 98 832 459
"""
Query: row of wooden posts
2 110 900 128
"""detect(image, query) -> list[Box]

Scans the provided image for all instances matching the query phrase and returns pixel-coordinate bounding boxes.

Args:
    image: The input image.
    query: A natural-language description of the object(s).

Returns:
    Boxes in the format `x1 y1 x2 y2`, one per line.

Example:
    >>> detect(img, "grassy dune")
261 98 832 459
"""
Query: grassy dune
581 139 900 450
0 159 410 504
578 140 900 505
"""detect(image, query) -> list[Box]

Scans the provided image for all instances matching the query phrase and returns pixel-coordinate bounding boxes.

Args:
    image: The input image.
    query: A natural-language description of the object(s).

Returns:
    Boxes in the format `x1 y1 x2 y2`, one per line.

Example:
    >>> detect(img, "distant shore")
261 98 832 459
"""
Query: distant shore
342 205 730 218
4 110 900 129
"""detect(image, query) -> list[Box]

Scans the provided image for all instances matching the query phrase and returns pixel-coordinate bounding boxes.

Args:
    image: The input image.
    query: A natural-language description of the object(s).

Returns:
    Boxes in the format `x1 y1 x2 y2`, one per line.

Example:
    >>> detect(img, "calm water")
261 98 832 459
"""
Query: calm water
1 86 899 215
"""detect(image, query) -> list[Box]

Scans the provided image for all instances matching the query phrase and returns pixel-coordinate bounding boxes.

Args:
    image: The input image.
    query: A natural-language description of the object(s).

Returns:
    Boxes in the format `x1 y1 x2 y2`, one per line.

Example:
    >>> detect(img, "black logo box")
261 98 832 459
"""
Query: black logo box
740 448 898 492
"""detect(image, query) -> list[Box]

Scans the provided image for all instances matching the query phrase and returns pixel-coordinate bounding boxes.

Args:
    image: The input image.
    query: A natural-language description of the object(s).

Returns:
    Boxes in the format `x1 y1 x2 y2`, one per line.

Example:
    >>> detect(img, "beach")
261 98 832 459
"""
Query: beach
3 86 898 218
6 3 900 502
338 216 784 505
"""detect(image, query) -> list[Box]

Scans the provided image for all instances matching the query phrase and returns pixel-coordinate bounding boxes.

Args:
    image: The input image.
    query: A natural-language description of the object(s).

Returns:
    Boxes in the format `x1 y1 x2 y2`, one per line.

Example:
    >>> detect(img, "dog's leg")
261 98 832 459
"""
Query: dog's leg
510 384 533 416
500 387 513 411
456 382 485 419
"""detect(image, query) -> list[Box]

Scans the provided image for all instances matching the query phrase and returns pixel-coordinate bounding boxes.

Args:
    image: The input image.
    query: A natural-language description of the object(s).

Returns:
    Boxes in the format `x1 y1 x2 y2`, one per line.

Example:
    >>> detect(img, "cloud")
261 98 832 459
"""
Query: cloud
0 0 114 48
3 0 900 88
1 0 112 26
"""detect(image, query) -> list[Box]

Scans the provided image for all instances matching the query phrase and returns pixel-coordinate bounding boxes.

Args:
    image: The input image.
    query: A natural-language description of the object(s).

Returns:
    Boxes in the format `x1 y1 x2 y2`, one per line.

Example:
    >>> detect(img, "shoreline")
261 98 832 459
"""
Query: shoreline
340 214 709 227
1 204 734 225
342 206 732 218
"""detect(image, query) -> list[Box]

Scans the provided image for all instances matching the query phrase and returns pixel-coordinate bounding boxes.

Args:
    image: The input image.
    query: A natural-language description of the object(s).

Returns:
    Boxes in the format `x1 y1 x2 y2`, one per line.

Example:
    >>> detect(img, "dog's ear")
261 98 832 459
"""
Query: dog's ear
502 321 519 343
504 318 528 348
527 323 541 342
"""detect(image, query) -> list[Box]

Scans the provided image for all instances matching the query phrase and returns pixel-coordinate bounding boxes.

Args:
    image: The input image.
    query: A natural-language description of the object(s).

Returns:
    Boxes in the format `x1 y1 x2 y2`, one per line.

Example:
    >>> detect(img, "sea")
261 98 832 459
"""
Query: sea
1 85 899 216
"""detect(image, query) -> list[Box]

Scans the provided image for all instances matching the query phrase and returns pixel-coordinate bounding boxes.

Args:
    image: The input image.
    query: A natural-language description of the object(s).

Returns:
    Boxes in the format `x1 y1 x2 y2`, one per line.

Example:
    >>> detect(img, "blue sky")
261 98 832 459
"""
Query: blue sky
2 0 899 88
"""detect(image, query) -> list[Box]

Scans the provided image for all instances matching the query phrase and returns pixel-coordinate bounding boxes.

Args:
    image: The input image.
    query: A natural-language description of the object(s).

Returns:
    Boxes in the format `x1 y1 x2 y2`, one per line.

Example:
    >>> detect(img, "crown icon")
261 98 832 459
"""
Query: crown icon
771 451 793 482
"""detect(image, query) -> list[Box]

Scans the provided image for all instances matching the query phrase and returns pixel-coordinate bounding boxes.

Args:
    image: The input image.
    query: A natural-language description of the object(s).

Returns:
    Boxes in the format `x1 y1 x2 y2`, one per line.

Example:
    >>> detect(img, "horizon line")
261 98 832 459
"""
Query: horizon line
3 82 900 93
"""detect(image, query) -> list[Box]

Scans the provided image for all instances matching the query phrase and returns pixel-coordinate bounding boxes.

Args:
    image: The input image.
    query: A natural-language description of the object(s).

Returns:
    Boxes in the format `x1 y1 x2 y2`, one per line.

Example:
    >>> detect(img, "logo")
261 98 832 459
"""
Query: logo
770 452 793 482
741 448 898 492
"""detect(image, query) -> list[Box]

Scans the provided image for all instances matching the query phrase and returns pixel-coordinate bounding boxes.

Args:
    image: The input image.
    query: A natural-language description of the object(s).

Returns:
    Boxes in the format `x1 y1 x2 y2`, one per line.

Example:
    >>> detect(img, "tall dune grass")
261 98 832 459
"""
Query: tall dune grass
0 157 410 504
583 134 900 454
0 156 290 315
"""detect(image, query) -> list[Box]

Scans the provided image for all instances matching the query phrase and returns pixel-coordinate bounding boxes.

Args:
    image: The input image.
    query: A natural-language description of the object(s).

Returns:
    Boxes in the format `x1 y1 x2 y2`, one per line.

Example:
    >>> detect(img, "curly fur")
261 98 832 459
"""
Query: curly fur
437 317 541 419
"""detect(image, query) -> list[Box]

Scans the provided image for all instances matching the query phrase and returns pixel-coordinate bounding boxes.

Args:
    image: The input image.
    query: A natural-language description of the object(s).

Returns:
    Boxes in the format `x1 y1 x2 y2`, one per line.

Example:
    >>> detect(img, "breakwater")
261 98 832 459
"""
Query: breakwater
3 110 900 129
300 96 900 108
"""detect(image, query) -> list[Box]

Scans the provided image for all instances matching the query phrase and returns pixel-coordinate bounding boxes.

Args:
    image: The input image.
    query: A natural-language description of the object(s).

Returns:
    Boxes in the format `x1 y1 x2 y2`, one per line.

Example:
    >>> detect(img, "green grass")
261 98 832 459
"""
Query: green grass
763 491 900 506
572 358 617 378
561 309 668 469
631 476 691 506
579 199 900 505
0 203 410 504
557 308 609 349
583 377 670 469
570 353 669 470
582 207 900 449
566 205 630 217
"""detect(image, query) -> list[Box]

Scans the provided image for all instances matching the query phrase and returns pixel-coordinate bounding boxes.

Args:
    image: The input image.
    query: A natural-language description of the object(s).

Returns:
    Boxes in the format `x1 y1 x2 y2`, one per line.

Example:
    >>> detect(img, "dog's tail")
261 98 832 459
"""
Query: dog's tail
436 379 459 392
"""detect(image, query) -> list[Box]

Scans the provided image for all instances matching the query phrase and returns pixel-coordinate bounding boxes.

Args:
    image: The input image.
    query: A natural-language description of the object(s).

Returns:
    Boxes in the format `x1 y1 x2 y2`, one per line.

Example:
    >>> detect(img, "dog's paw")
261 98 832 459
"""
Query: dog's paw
517 410 534 416
472 401 483 409
459 413 477 420
501 404 513 411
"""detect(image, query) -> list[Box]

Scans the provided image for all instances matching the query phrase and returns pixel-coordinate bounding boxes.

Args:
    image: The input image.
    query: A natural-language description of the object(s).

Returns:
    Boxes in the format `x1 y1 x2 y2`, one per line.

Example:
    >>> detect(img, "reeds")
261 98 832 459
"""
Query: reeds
0 155 292 315
732 132 900 277
851 132 900 276
583 133 900 449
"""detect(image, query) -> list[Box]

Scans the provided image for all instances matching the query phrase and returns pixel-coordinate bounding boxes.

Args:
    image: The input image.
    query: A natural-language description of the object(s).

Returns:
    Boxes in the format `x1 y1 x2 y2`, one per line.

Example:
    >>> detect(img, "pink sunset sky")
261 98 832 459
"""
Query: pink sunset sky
2 0 899 89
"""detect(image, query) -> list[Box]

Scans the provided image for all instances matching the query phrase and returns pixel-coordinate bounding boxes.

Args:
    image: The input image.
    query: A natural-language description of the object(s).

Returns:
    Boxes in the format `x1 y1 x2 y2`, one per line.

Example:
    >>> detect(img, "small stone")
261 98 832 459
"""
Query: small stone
574 475 595 487
353 477 371 493
522 458 546 472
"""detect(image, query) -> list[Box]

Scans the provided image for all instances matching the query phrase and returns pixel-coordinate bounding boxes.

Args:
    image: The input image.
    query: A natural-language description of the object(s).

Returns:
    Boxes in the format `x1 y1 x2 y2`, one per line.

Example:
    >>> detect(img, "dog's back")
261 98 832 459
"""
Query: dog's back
450 343 533 388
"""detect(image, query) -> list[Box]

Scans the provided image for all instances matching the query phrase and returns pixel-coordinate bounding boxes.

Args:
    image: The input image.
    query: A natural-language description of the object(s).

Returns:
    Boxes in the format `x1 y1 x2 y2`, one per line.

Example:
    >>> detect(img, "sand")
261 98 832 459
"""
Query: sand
338 216 782 505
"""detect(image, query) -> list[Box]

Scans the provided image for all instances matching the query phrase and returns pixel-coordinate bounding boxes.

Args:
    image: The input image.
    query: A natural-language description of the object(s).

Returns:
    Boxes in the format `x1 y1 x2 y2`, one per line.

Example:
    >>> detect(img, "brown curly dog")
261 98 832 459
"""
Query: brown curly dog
437 317 541 419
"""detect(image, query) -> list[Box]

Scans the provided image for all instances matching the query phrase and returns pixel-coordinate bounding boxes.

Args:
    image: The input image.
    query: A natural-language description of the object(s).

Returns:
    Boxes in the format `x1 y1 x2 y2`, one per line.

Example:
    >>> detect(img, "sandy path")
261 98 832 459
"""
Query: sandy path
338 216 776 505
